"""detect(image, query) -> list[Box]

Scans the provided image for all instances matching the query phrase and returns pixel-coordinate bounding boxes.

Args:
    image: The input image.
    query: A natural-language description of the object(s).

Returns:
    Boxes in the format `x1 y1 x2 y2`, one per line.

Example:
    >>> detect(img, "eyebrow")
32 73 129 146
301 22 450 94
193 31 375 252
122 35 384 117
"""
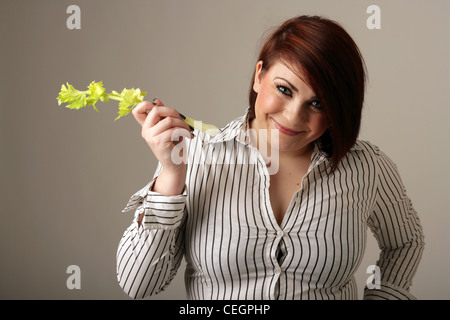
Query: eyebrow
274 77 298 93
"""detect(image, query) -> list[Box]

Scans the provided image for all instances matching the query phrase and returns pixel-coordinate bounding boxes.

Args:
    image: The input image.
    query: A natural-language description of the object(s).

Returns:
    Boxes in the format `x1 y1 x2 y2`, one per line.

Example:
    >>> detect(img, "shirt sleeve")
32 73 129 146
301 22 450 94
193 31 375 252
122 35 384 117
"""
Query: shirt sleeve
364 150 425 300
116 163 187 299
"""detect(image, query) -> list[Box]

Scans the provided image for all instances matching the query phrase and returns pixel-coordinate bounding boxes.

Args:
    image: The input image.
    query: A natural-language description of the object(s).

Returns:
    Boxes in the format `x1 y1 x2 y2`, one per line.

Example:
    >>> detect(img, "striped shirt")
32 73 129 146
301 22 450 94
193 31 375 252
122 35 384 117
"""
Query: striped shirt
116 110 425 300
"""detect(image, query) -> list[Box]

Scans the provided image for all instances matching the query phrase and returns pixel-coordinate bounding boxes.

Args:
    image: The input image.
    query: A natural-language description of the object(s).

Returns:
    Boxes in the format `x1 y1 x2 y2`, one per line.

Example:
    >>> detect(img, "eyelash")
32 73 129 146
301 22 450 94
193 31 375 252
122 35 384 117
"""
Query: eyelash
275 83 292 97
275 83 323 111
310 100 323 111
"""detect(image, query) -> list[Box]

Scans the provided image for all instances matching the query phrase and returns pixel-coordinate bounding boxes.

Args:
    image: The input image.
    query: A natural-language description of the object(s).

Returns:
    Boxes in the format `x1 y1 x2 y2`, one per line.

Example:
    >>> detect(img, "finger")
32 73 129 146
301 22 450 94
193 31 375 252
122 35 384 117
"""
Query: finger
148 116 193 137
152 98 164 106
143 105 186 129
132 101 154 126
132 98 168 126
143 98 167 126
155 126 190 145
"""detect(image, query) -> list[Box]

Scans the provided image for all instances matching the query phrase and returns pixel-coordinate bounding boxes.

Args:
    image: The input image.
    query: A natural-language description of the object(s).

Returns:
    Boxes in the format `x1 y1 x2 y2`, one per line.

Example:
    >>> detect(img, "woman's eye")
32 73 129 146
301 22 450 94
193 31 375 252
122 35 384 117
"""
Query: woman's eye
276 85 292 97
310 100 323 111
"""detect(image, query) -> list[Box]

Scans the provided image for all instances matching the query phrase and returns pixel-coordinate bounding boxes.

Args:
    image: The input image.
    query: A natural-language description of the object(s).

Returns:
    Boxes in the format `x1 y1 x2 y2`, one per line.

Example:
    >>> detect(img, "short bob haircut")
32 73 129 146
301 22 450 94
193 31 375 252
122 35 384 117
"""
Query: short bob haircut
249 15 367 172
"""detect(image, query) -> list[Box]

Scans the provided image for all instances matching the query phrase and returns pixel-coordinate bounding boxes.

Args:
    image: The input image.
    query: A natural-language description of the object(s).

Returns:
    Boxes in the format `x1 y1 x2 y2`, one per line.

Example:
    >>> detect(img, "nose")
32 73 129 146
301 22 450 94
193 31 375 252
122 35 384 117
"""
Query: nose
284 101 308 124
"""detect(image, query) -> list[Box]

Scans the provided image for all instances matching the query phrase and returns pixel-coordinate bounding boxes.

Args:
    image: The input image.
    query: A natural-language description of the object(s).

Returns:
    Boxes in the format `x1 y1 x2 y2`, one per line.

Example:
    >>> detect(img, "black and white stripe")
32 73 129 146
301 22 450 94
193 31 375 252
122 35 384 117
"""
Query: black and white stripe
116 111 424 300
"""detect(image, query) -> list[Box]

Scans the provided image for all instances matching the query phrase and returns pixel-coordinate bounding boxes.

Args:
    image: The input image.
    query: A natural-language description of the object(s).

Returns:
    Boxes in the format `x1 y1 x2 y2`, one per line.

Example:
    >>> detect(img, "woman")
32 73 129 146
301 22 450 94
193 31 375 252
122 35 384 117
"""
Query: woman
116 15 424 300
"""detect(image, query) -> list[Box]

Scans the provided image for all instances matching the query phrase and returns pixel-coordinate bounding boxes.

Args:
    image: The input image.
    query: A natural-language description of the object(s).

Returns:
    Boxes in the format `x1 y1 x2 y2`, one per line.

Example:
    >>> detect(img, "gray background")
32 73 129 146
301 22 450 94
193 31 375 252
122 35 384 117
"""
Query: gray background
1 0 448 299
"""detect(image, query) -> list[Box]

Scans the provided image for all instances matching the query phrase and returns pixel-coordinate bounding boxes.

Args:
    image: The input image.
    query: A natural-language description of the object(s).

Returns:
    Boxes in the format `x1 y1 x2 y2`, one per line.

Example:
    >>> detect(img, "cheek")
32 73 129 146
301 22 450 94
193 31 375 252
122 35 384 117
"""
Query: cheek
310 114 329 136
255 84 281 115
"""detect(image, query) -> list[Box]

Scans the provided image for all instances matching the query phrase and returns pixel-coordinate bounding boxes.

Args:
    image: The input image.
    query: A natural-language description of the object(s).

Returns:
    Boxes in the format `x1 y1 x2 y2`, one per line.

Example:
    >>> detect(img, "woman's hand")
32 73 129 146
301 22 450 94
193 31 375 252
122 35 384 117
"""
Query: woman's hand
132 98 193 195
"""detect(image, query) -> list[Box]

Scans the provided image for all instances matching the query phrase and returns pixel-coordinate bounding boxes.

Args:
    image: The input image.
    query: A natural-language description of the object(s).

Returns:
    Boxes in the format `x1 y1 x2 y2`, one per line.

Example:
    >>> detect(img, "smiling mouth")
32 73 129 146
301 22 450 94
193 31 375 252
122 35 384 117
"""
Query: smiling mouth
271 118 302 136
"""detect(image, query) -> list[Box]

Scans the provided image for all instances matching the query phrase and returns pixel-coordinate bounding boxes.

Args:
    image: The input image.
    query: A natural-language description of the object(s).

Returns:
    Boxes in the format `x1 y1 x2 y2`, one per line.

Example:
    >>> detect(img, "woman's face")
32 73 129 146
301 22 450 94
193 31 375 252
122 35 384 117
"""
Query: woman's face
251 60 329 156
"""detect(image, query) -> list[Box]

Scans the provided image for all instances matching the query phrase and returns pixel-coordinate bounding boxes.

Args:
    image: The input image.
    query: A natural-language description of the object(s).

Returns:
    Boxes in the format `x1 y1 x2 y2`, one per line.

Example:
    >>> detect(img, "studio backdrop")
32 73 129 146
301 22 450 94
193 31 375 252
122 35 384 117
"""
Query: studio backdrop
1 0 449 299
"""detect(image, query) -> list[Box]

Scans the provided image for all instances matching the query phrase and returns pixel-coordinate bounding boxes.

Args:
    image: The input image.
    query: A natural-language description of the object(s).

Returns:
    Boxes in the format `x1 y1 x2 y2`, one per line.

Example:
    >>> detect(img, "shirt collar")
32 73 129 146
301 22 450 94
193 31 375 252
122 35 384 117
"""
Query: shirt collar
203 107 252 146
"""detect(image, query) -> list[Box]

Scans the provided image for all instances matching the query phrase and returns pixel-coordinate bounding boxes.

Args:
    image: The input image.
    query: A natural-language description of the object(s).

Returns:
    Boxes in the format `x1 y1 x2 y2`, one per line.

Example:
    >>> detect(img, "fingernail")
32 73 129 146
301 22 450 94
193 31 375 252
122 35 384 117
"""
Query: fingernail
152 97 159 105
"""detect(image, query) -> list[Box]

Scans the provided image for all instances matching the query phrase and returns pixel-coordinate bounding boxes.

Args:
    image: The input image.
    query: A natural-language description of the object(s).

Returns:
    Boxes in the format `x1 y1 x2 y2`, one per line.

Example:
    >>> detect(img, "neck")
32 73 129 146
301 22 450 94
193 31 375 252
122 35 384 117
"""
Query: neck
280 142 314 160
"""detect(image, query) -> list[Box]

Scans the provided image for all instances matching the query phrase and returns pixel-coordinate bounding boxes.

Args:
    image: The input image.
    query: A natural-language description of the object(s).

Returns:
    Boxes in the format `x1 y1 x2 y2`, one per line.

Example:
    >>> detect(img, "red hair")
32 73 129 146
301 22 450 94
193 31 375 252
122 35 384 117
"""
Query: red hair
249 16 367 171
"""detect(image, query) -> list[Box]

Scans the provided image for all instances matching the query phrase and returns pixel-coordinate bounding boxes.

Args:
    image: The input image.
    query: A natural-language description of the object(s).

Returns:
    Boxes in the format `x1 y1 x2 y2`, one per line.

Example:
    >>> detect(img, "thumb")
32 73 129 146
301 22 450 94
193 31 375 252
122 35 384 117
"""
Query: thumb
152 97 164 106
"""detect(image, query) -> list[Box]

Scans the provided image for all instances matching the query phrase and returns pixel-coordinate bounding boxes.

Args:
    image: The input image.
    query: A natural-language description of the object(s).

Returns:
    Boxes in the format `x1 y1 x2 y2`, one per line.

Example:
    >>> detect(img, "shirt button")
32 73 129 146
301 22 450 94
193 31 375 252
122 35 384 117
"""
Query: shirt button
277 230 284 237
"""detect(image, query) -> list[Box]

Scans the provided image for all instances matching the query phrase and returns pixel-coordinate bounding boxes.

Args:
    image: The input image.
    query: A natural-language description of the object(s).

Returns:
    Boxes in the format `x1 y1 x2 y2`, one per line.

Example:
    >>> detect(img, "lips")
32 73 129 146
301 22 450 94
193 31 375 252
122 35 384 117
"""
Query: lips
271 118 302 136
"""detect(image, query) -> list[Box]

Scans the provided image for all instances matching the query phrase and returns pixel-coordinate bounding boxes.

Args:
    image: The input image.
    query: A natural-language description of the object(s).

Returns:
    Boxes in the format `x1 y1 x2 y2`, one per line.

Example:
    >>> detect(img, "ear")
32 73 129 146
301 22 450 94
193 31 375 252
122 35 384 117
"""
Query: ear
252 61 264 93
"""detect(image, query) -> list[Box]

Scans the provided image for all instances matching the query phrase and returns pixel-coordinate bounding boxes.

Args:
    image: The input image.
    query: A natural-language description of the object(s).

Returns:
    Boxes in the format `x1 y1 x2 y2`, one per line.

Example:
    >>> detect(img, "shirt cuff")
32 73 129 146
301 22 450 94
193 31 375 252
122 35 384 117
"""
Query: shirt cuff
363 282 417 300
122 180 155 213
122 178 187 230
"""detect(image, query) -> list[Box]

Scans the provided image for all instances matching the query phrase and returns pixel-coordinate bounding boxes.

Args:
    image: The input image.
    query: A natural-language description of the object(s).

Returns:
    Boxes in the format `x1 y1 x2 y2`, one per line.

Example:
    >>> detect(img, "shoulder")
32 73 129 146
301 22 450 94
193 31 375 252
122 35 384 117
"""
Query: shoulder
345 140 380 161
347 140 400 172
343 140 386 170
350 140 381 156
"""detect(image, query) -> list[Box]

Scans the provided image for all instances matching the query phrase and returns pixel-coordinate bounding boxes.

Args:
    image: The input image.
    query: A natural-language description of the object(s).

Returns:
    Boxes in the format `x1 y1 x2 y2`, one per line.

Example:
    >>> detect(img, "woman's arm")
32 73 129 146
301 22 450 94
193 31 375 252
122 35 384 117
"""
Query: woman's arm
364 150 425 300
116 170 187 299
116 99 192 298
